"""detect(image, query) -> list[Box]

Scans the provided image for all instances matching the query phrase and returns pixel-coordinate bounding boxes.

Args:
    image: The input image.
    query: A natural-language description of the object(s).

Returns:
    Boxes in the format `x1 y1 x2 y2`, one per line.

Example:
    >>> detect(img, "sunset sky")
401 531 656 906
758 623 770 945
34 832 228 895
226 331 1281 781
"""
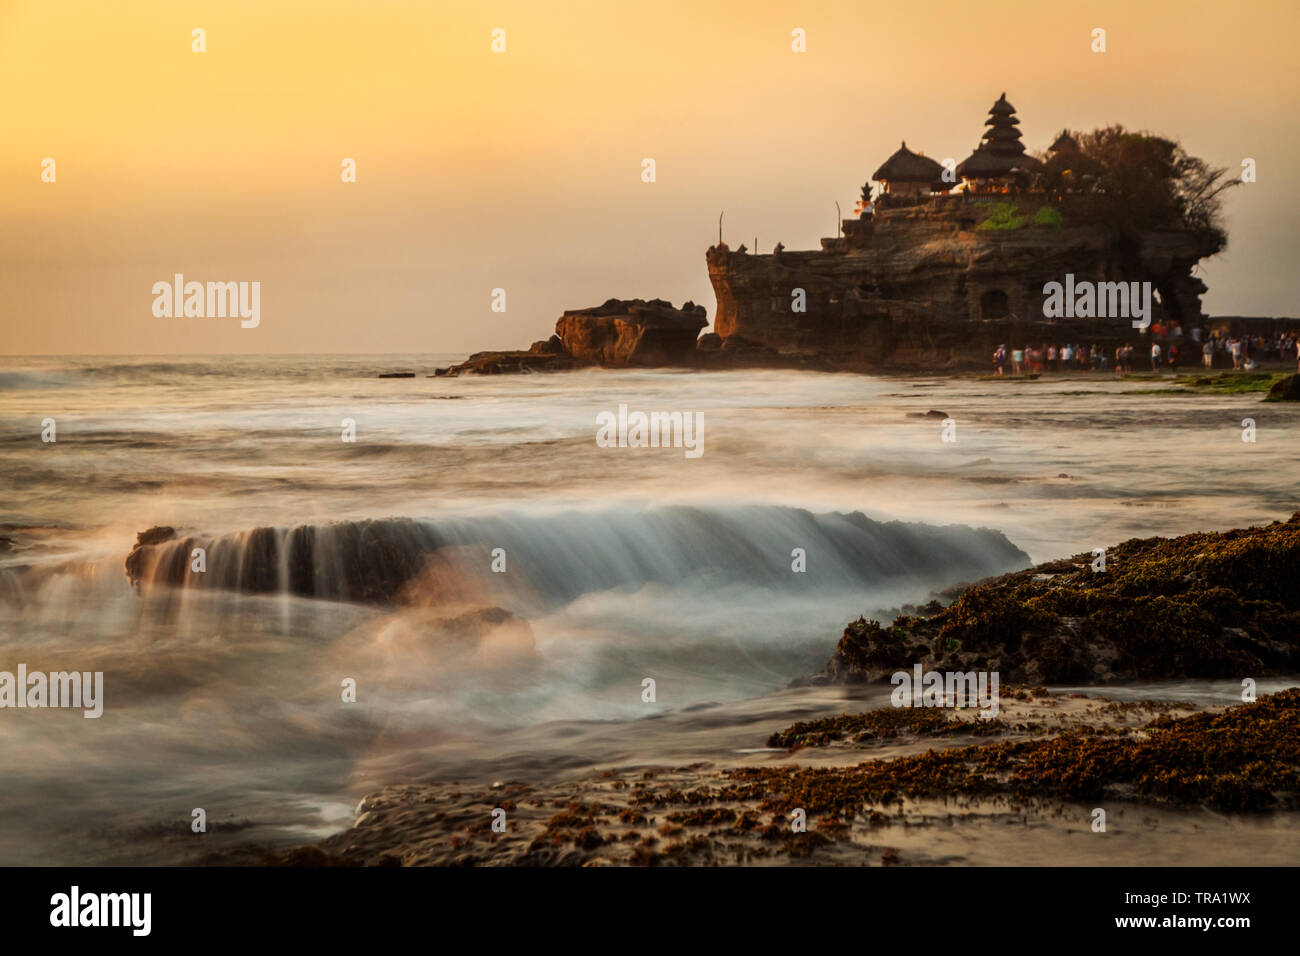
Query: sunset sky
3 0 1297 355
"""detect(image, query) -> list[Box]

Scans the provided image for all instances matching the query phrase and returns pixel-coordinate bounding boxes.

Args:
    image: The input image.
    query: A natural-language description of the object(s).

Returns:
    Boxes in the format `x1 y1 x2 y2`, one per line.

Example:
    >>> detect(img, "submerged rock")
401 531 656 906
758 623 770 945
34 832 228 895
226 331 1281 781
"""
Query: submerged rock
124 507 1028 611
442 350 578 375
135 526 176 546
124 519 437 602
124 526 177 587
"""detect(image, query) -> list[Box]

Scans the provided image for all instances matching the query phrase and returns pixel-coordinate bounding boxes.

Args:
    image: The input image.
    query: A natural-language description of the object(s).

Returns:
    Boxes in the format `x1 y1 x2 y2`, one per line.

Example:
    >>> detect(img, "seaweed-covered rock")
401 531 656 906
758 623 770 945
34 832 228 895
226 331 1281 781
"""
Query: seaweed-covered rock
820 514 1300 684
731 688 1300 813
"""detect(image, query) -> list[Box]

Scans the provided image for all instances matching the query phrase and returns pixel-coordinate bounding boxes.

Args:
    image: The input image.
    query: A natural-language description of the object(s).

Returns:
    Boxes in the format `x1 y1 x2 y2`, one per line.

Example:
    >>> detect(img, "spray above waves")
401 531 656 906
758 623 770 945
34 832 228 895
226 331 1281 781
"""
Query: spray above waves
123 505 1029 612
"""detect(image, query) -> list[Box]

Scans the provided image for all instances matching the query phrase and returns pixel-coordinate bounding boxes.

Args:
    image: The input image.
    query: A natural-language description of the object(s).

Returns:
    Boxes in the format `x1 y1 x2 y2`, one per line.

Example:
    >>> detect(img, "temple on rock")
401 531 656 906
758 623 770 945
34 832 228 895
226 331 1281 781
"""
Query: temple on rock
701 91 1232 369
434 89 1265 377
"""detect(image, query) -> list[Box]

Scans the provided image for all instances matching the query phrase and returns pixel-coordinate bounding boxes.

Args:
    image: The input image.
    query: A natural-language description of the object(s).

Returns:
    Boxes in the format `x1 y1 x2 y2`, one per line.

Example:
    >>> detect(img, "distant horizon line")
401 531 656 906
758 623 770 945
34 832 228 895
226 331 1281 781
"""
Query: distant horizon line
7 312 1300 361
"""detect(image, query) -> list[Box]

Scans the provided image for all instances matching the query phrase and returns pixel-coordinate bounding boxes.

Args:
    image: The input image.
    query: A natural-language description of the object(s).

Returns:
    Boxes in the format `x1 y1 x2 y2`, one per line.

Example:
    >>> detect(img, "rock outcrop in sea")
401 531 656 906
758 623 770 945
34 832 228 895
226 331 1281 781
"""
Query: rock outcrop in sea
439 298 706 375
554 298 707 366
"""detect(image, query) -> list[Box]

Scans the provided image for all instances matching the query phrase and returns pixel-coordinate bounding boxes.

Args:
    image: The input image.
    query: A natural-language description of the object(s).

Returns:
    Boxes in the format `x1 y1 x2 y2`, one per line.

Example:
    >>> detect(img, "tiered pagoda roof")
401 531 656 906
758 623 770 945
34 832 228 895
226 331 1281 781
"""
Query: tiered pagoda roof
956 93 1041 180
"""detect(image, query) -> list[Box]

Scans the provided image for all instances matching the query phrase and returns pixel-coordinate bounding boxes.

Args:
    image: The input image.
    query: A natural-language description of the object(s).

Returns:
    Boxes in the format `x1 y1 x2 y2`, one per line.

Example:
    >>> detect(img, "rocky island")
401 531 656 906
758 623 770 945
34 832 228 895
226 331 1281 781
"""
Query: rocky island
429 93 1296 376
437 298 707 375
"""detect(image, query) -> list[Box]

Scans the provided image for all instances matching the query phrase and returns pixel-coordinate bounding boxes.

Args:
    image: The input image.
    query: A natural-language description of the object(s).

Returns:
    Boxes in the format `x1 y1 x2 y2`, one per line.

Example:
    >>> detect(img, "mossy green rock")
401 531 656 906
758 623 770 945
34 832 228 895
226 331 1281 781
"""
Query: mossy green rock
1266 373 1300 401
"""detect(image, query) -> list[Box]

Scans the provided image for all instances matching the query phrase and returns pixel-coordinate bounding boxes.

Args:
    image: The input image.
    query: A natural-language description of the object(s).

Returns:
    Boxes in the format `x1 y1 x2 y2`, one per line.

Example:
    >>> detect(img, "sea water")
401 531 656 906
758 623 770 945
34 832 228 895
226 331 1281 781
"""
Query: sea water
1 355 1297 864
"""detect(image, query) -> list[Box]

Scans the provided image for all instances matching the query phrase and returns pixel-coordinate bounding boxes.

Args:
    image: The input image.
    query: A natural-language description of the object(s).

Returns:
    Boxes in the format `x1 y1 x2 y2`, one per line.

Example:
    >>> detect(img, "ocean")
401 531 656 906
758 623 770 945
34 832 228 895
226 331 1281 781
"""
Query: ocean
1 355 1298 864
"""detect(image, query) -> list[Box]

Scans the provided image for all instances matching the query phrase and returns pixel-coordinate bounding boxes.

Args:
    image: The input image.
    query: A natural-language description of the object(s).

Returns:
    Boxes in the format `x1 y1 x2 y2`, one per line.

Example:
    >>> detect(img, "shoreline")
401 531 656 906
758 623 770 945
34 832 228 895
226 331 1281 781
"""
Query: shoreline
242 686 1300 867
413 357 1300 388
231 514 1300 866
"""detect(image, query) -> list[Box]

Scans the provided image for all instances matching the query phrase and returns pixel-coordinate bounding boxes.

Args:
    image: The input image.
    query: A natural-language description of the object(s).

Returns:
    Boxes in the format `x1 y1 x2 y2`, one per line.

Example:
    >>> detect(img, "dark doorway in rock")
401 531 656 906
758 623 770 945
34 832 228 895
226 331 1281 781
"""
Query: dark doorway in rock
980 289 1009 319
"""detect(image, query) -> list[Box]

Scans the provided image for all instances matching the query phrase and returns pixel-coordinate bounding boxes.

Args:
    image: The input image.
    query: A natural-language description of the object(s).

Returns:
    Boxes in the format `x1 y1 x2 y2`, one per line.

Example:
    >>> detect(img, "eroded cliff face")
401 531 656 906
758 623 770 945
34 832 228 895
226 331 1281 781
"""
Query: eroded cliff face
707 200 1220 369
554 298 707 366
441 298 706 374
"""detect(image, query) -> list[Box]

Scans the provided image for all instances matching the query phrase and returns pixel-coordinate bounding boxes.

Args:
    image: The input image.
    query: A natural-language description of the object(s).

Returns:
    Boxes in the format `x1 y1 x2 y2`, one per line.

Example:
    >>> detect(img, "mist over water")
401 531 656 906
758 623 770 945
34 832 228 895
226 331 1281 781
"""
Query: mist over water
1 355 1298 864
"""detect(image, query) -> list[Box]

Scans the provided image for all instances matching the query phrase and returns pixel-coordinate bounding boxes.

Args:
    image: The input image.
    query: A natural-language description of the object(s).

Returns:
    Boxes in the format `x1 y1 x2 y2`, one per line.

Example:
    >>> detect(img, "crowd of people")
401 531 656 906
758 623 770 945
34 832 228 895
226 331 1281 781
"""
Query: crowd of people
1197 331 1300 370
991 329 1300 376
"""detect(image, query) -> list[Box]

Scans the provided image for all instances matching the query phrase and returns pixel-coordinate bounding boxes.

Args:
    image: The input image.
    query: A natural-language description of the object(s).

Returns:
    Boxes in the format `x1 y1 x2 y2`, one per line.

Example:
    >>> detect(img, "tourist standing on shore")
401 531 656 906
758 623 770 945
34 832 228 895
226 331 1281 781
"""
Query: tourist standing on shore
1203 340 1214 369
1151 341 1162 371
1168 342 1178 371
1012 347 1024 375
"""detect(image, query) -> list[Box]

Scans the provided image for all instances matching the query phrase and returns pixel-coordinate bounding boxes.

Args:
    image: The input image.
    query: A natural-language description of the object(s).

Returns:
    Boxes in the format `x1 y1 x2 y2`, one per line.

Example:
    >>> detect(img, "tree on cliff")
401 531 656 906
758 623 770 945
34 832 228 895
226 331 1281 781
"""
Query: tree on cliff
1055 126 1238 252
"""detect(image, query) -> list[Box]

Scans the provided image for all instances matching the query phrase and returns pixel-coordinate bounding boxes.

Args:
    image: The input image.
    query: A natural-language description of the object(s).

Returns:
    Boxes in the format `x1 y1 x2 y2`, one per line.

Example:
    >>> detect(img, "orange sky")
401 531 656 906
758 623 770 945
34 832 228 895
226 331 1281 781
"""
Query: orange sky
3 0 1297 354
